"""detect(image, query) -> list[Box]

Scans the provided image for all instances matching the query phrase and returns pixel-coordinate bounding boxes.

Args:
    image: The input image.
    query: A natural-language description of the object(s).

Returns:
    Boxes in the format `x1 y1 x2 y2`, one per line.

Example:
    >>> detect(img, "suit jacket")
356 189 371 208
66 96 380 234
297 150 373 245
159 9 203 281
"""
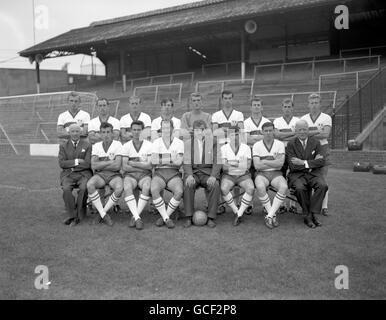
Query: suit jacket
286 136 326 180
58 139 92 182
183 134 222 180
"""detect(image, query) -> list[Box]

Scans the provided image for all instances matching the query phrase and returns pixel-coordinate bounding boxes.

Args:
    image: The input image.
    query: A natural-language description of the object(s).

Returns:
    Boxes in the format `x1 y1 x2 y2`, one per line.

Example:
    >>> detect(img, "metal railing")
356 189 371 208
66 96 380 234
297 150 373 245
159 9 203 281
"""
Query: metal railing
331 67 386 149
318 68 379 91
253 90 337 110
201 60 250 75
113 72 194 92
195 78 255 97
253 55 382 81
0 91 98 154
133 83 183 103
339 45 386 58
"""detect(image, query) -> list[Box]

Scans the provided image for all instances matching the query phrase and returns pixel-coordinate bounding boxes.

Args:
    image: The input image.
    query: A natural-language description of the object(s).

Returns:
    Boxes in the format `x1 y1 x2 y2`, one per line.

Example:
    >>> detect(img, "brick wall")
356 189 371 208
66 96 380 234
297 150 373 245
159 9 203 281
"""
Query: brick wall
330 149 386 168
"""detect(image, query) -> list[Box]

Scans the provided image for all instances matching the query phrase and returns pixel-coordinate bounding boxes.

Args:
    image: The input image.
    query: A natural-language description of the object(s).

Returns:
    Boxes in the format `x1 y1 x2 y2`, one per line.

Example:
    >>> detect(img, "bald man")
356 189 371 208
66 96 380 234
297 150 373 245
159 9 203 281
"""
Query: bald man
286 120 328 228
58 124 92 226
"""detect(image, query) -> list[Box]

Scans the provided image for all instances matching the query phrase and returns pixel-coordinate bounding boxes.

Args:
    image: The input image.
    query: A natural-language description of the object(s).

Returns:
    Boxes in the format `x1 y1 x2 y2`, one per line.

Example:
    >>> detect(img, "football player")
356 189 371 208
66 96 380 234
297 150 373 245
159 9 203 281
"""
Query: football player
57 92 90 141
120 96 152 143
301 93 332 216
253 122 288 229
220 126 254 226
273 98 300 213
87 122 123 226
150 120 184 229
120 121 153 230
244 97 271 146
88 98 120 144
151 98 181 141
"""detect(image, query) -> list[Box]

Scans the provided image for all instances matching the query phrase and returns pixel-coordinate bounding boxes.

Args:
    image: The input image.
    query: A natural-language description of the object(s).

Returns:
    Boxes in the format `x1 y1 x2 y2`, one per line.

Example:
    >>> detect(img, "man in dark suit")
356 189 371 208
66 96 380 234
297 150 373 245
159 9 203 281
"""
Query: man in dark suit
58 123 92 226
182 120 221 228
286 120 328 228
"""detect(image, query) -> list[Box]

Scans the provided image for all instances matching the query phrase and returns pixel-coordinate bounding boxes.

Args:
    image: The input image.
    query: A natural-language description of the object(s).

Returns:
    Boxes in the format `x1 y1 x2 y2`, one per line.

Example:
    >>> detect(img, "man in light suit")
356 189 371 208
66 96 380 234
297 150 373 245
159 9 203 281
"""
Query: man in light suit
182 120 221 228
58 123 92 226
286 120 328 228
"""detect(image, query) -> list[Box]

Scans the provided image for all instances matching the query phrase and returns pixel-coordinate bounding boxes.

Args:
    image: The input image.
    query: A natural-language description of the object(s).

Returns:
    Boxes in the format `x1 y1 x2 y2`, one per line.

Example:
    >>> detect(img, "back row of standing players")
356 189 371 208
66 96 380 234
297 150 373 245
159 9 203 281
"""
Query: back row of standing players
57 90 331 229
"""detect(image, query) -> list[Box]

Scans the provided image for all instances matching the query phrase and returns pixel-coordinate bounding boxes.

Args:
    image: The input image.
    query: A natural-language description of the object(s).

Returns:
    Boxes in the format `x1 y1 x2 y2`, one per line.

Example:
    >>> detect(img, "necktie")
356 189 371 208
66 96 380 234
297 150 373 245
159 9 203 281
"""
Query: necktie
74 141 78 149
302 140 306 150
201 139 205 164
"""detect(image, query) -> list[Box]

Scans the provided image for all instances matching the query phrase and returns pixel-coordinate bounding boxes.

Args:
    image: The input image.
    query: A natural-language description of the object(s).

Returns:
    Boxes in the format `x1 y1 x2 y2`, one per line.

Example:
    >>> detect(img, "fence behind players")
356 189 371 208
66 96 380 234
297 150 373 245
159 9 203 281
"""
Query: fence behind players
331 67 386 149
0 91 98 156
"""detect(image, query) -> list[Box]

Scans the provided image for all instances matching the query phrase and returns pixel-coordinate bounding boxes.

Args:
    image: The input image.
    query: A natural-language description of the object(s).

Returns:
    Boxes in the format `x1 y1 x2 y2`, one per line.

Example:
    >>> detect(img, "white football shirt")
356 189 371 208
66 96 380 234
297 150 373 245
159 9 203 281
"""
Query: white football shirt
57 110 90 132
301 112 332 145
120 112 152 130
220 143 251 176
273 116 300 146
151 116 181 132
88 116 120 133
252 139 285 172
212 109 244 128
151 137 184 169
244 116 271 134
92 140 123 162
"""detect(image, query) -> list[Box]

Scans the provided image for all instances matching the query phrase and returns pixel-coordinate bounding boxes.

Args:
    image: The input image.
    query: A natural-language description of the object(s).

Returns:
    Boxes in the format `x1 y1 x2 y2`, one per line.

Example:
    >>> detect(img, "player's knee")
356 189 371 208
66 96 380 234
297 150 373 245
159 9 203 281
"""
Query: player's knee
278 183 288 195
172 188 183 200
142 181 151 193
255 181 266 194
124 184 133 195
151 184 161 197
115 185 123 196
245 185 255 195
86 181 96 192
221 185 230 195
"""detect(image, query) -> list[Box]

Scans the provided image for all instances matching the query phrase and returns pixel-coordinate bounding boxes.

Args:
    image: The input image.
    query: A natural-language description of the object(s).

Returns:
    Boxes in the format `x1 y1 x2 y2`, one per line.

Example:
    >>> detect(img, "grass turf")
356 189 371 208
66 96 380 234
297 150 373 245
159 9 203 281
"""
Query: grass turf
0 156 385 299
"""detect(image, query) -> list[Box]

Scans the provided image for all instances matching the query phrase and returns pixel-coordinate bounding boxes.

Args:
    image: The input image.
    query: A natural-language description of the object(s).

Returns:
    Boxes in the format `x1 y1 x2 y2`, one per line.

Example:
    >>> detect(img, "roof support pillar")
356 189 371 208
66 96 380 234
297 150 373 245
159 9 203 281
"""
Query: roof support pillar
241 31 246 83
35 61 41 94
120 49 126 92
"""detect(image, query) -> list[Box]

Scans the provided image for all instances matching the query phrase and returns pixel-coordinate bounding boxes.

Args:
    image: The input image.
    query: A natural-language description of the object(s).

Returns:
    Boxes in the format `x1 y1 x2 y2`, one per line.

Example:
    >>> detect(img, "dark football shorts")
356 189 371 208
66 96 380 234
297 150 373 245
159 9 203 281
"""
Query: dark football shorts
221 172 252 185
123 171 152 183
95 170 122 184
153 168 182 185
255 170 285 183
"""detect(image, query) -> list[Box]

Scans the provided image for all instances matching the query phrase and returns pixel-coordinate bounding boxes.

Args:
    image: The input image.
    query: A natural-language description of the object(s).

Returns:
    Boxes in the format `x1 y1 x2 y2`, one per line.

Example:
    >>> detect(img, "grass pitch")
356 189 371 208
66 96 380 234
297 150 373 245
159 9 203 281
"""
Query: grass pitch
0 156 385 299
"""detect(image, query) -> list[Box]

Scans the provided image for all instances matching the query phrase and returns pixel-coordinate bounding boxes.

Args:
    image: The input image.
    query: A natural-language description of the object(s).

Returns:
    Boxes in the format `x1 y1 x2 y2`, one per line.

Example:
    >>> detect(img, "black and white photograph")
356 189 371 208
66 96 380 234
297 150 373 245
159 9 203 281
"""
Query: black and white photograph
0 0 385 305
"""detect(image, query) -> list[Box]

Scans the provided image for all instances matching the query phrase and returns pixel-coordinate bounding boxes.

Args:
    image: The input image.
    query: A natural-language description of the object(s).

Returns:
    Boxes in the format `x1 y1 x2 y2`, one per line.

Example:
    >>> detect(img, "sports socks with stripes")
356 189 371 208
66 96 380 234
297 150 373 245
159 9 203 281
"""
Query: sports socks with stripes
89 191 107 218
137 194 150 216
258 193 272 215
104 192 121 213
153 197 169 221
237 193 253 217
125 195 140 220
166 197 181 217
267 192 286 218
223 192 238 214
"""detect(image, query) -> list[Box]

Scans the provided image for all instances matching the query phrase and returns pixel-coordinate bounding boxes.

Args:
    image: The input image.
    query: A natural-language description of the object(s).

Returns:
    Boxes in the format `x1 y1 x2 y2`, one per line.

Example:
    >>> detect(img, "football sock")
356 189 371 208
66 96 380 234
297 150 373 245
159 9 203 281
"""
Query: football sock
267 192 286 218
237 193 253 217
153 197 169 221
125 195 140 220
137 194 150 216
104 192 120 213
166 197 181 217
89 191 106 218
258 193 272 215
223 192 238 214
